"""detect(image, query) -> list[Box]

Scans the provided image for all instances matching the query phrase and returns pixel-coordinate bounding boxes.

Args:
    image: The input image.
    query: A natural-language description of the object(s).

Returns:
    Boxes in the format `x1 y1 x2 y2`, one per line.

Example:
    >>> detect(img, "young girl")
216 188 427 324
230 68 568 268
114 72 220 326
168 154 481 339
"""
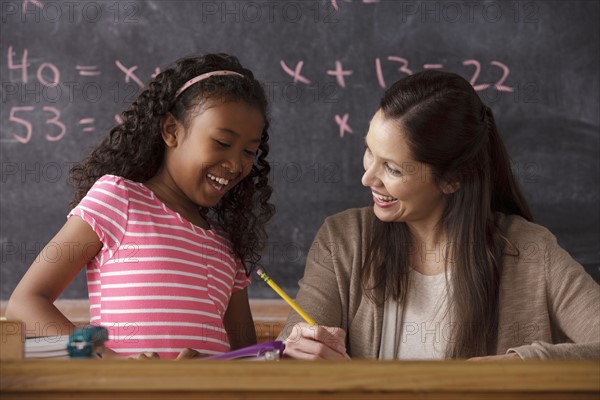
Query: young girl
6 53 275 359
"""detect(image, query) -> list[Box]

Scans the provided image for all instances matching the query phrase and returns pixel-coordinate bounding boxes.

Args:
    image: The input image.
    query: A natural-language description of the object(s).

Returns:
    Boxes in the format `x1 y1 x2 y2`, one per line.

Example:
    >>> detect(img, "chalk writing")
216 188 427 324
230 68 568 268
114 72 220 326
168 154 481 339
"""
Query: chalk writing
326 61 353 89
36 63 60 87
281 57 513 92
3 45 518 144
78 118 95 133
8 46 60 87
76 65 101 77
22 0 42 12
115 60 144 88
335 113 353 138
7 106 66 143
280 60 311 85
375 56 413 88
43 106 66 141
8 106 34 144
279 56 514 138
7 46 30 83
330 0 380 11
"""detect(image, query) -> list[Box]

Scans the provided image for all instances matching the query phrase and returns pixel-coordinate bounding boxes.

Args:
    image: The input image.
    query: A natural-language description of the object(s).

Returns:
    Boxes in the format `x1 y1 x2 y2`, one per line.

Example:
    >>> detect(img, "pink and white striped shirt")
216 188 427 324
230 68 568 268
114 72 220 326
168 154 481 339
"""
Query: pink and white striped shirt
68 175 251 358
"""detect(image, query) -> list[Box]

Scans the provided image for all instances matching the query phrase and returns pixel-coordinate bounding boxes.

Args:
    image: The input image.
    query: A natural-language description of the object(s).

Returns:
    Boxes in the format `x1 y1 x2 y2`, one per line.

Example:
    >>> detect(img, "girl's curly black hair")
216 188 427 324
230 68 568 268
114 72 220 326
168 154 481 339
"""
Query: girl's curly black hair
69 53 275 274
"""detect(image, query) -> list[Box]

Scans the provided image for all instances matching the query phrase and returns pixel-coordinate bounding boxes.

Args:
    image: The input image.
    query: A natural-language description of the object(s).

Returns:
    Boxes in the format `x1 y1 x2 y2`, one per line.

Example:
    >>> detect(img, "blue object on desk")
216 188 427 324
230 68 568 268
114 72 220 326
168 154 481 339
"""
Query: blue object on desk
67 325 108 358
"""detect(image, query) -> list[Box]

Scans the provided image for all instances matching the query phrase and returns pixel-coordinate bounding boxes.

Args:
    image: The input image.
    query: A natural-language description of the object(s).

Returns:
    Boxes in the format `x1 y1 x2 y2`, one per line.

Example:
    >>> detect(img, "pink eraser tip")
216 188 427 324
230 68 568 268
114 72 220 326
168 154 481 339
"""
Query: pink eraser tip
256 268 264 275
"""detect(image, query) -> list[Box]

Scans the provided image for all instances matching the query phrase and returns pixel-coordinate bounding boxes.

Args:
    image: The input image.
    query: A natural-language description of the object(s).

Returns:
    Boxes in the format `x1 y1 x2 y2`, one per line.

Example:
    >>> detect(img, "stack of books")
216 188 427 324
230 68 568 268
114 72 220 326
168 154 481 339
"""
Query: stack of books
24 336 69 359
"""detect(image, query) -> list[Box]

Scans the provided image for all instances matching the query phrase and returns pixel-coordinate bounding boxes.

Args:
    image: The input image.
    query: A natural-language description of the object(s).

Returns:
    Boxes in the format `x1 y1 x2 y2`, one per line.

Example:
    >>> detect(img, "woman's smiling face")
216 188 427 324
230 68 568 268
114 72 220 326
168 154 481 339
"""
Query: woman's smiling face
361 110 447 226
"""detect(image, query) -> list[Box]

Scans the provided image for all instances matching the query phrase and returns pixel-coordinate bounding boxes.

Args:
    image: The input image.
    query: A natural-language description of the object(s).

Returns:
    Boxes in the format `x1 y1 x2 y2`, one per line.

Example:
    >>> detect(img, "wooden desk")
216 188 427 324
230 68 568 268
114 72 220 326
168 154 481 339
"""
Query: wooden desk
1 360 598 399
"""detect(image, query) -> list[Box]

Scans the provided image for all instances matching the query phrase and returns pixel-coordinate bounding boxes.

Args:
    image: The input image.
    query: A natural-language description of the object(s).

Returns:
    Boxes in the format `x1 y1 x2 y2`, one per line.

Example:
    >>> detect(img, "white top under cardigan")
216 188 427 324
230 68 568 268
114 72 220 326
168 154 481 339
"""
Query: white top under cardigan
379 270 451 360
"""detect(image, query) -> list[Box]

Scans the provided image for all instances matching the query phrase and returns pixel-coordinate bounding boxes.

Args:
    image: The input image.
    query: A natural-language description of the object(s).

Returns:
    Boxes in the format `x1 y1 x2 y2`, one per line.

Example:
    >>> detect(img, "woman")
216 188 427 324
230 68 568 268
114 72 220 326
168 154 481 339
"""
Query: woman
280 71 599 360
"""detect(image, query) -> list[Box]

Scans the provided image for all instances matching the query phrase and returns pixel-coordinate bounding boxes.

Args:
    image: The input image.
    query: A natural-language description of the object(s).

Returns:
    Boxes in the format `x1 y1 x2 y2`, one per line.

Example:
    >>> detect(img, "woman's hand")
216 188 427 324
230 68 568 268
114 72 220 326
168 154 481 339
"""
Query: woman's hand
467 353 522 361
283 322 351 360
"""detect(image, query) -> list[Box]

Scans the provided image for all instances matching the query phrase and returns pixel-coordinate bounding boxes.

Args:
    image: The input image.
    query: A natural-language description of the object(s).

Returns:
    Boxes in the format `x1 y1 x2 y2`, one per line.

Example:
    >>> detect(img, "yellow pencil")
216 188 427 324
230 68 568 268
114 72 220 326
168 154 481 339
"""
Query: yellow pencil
256 267 316 325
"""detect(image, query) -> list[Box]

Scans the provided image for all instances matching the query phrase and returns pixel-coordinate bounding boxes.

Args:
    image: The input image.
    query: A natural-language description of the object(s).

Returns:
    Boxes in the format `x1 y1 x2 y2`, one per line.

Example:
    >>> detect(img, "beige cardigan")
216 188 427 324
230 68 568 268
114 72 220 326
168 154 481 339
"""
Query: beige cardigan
280 207 600 359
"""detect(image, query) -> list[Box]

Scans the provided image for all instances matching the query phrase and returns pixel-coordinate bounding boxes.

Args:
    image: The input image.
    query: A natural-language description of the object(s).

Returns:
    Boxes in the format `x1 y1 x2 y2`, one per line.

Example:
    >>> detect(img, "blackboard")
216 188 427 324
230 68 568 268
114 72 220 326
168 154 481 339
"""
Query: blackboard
1 0 599 301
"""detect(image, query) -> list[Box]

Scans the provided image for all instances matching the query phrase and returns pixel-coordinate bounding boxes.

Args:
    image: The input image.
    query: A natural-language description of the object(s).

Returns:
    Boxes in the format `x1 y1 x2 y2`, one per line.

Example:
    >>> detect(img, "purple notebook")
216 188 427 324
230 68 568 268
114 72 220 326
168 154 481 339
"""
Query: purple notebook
203 341 285 361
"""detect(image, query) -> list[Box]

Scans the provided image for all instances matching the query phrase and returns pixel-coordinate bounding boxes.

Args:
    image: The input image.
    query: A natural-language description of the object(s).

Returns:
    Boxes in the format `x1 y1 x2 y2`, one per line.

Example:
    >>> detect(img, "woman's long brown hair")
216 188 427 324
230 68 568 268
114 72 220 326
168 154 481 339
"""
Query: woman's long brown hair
361 71 533 358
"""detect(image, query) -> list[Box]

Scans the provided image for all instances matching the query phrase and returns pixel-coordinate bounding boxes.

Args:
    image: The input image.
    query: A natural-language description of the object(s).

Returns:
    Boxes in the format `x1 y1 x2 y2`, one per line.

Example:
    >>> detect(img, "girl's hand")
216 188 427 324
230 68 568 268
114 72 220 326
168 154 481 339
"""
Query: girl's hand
100 347 204 360
467 353 522 361
176 348 206 360
98 347 160 360
128 352 160 360
283 322 351 360
96 347 124 359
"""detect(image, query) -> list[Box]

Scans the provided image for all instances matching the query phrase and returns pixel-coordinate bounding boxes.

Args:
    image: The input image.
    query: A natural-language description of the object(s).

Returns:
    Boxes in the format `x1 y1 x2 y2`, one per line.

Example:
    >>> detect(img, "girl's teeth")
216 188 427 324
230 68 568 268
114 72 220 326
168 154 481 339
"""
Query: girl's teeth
207 173 229 186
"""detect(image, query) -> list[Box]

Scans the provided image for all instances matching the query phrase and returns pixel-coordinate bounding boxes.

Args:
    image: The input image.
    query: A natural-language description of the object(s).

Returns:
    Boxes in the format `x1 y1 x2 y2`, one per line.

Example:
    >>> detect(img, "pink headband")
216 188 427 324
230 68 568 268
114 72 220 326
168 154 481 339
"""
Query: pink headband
174 70 244 100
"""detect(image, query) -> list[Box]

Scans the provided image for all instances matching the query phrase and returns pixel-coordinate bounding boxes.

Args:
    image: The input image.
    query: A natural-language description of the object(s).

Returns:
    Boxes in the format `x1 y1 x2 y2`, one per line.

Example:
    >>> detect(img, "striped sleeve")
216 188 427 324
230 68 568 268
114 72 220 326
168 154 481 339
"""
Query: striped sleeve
68 175 129 259
232 259 251 292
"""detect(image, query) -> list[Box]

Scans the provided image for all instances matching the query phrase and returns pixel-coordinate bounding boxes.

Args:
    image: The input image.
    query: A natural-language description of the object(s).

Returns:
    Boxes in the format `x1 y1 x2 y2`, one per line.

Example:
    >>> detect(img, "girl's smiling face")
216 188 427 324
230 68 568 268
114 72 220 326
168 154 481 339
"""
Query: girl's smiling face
163 99 264 209
361 110 447 226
